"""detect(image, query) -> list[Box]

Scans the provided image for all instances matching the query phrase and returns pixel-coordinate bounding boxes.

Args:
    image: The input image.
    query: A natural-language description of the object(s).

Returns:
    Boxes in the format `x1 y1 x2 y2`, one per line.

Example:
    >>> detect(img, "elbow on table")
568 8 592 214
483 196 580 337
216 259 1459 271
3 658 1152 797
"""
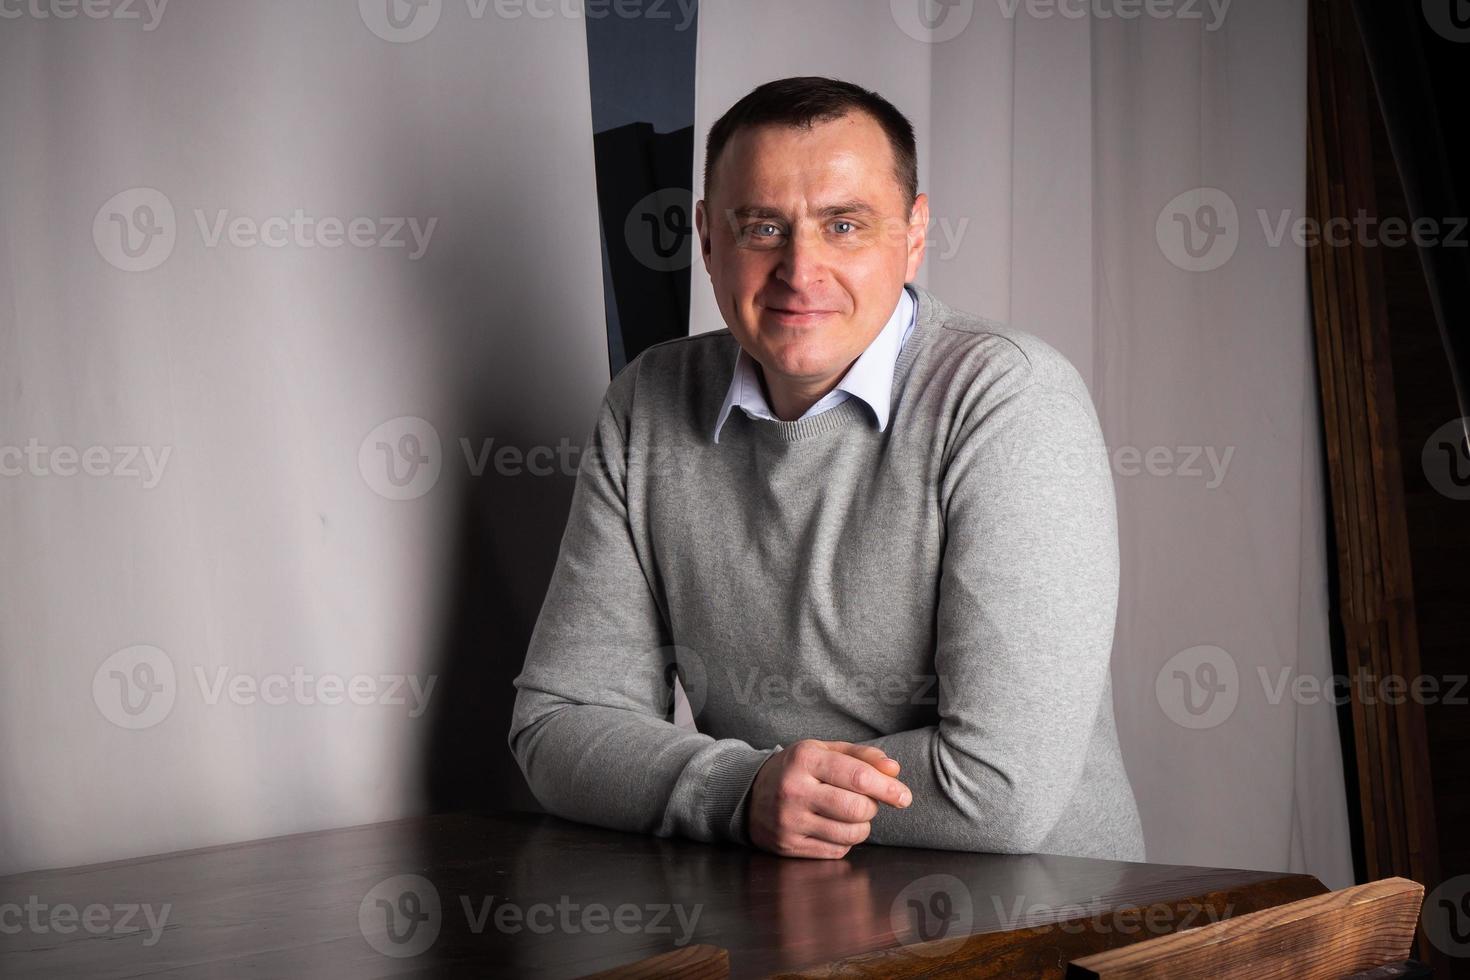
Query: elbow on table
505 697 560 809
938 760 1067 854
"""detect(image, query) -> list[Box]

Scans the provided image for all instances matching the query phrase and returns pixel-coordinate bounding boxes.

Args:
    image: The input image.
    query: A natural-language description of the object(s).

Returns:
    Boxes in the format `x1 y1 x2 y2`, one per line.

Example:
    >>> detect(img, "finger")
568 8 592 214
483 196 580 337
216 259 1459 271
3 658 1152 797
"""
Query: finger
795 812 872 848
811 752 912 808
790 838 851 860
808 783 881 824
838 745 901 776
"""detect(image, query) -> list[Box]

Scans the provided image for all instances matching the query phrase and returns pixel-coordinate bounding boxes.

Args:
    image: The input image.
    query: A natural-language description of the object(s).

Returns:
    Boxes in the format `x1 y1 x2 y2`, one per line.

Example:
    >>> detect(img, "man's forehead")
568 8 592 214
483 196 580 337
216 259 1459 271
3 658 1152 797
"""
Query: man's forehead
728 118 886 169
715 146 900 214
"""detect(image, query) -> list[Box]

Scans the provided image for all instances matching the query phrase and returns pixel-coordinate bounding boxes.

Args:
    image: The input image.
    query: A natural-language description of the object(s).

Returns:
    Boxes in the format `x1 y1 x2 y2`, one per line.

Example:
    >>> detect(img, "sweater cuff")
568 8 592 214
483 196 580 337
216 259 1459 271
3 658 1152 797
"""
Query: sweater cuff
704 744 778 845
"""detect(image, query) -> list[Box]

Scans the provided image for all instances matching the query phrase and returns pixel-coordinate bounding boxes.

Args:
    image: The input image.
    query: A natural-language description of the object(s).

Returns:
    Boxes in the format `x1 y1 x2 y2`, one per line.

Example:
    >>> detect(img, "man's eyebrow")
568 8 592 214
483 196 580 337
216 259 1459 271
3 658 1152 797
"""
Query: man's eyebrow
815 200 879 218
728 200 880 220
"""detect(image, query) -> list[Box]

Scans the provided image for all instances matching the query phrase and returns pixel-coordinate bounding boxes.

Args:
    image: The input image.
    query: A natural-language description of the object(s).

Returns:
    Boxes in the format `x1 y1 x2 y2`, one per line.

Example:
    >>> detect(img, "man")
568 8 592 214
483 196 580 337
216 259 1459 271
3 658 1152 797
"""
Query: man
509 76 1144 862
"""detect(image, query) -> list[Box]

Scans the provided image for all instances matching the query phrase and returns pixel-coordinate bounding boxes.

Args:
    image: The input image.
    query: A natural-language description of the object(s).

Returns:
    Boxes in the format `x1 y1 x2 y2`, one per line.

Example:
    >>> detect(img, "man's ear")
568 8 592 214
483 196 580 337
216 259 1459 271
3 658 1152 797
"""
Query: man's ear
906 192 930 282
694 199 713 271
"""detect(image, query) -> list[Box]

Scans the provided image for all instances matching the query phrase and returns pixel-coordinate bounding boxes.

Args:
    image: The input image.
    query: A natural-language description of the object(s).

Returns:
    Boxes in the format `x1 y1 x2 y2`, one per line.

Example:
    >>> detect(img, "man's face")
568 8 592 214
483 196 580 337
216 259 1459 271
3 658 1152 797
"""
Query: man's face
695 112 928 390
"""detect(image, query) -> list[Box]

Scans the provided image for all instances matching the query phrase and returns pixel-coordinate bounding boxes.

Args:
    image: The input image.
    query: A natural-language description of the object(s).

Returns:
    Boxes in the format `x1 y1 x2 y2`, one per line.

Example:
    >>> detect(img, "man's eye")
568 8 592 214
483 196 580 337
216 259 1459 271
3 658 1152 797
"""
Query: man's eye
832 220 856 234
751 223 782 237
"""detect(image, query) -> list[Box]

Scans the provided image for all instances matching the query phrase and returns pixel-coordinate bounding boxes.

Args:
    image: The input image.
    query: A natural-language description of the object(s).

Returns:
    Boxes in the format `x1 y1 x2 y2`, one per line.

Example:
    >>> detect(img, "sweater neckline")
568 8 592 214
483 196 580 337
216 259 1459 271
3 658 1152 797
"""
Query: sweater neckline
742 283 940 445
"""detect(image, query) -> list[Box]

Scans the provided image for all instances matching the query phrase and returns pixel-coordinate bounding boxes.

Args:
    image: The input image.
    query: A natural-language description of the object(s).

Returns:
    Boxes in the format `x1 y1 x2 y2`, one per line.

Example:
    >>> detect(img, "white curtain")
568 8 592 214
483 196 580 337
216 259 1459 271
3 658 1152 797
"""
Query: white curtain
0 1 609 874
692 0 1354 888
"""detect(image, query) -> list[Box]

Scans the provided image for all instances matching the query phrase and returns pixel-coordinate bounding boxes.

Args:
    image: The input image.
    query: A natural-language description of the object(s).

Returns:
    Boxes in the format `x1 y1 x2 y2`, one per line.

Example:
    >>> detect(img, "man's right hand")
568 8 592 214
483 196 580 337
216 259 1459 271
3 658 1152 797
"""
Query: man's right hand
747 739 912 859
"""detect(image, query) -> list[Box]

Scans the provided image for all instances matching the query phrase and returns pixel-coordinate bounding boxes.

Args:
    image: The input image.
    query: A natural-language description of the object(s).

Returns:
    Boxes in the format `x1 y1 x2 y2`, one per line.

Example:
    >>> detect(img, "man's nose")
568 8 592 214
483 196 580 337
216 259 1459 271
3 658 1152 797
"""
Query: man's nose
774 224 828 293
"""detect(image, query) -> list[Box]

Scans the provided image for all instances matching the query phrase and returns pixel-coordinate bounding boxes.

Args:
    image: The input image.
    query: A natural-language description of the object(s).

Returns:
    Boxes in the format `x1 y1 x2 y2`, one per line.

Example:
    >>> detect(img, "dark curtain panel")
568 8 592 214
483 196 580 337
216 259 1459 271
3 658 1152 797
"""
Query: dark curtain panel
586 4 701 376
1347 1 1470 430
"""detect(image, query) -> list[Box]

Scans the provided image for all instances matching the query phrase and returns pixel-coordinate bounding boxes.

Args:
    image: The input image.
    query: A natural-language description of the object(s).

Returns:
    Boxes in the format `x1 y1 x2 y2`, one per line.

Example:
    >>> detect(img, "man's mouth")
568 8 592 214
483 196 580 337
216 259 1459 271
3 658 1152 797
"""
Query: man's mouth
763 306 838 324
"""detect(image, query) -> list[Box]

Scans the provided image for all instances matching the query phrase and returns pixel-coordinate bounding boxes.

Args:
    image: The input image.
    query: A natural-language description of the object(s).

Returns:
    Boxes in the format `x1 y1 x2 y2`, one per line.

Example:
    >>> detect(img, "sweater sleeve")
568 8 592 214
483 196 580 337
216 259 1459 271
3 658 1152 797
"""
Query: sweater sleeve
508 365 776 845
859 380 1121 853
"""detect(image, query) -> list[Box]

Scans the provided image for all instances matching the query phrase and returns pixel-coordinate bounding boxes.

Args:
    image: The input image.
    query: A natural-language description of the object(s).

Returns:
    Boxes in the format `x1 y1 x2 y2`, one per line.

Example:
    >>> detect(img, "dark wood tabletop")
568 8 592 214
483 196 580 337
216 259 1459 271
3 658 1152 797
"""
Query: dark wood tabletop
0 810 1326 979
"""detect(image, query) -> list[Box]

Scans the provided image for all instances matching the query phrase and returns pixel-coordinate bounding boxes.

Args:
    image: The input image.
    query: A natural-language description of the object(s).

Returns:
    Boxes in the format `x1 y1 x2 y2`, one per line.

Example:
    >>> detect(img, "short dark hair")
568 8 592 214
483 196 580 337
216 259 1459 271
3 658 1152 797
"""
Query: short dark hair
702 76 918 210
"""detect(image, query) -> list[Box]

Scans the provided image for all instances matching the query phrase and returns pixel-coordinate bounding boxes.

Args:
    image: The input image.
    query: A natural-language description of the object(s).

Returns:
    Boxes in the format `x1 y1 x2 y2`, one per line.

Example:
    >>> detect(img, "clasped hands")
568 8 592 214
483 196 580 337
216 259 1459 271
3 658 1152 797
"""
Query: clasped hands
748 739 912 859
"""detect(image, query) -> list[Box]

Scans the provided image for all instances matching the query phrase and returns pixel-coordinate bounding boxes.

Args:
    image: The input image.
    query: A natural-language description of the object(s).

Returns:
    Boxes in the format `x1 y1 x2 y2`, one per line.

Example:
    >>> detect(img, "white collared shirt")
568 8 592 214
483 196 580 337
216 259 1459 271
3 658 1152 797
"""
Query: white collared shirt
712 285 917 443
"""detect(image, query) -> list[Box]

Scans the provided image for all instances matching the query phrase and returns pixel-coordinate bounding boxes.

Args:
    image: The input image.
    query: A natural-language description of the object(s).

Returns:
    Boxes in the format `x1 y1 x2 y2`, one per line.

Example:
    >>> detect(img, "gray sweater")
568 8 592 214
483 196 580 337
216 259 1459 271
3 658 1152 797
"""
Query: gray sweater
508 283 1145 861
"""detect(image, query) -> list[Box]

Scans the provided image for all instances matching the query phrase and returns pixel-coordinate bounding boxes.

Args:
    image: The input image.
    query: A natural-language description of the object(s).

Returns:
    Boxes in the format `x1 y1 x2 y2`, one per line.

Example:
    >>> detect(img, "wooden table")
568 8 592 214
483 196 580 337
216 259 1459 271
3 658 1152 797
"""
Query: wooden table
0 811 1326 978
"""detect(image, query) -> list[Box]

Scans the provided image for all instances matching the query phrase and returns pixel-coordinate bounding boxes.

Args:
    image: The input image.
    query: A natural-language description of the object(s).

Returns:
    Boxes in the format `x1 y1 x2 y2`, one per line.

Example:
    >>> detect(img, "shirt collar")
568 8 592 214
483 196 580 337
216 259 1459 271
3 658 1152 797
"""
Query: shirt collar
712 285 916 444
